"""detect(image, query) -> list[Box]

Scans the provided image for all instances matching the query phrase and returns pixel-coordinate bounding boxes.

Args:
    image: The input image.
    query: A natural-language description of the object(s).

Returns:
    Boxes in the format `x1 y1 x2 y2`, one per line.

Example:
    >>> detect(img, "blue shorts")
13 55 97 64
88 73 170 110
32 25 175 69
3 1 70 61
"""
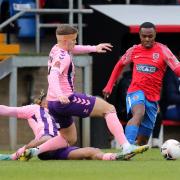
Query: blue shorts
126 90 158 136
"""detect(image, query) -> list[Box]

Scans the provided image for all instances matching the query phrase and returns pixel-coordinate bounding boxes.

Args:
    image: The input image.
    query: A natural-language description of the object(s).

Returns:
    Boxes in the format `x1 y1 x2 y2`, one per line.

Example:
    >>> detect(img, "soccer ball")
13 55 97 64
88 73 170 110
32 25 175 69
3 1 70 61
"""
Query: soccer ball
161 139 180 160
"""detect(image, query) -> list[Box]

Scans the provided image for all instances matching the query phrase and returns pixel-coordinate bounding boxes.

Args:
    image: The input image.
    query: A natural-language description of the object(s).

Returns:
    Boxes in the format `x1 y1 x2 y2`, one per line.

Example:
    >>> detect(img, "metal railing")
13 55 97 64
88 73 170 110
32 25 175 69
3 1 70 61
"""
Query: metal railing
0 0 93 53
0 0 93 149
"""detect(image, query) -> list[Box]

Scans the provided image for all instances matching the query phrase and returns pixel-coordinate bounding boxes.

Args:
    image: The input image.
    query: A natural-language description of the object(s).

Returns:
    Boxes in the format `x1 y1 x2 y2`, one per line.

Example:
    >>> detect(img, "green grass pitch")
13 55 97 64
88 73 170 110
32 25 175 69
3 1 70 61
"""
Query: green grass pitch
0 148 180 180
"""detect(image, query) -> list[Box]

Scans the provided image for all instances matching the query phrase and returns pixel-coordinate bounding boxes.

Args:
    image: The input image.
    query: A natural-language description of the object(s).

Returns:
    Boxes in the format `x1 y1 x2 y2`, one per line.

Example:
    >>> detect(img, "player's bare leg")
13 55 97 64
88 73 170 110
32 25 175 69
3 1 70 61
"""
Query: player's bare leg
90 97 149 160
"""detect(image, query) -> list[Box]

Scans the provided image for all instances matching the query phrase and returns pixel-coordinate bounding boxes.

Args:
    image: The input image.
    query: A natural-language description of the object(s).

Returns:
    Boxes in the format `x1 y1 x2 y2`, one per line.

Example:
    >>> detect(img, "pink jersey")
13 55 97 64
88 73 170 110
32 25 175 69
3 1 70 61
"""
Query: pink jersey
47 44 96 101
0 104 58 139
104 42 180 101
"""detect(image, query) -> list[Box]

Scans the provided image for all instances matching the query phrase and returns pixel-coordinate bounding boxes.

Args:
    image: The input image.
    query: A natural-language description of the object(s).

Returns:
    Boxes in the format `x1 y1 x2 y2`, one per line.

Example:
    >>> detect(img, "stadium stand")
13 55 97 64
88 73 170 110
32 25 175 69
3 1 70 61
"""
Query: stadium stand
0 33 20 61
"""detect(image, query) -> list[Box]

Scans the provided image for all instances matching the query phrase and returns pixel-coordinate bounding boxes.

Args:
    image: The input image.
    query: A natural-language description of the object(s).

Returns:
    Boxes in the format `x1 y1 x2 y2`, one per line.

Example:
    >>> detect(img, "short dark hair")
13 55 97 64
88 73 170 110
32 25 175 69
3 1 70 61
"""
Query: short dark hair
56 24 78 35
139 22 156 32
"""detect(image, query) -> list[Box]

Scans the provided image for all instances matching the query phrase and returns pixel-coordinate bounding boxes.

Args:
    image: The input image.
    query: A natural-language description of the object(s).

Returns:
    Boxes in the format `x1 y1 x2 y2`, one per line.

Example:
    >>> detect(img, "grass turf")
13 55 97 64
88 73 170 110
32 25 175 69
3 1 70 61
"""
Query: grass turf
0 148 180 180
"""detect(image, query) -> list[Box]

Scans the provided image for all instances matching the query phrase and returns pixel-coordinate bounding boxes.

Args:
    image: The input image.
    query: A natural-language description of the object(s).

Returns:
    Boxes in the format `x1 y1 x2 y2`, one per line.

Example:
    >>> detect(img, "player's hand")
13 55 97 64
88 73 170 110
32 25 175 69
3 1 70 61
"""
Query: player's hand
96 43 113 53
58 95 70 104
102 89 111 100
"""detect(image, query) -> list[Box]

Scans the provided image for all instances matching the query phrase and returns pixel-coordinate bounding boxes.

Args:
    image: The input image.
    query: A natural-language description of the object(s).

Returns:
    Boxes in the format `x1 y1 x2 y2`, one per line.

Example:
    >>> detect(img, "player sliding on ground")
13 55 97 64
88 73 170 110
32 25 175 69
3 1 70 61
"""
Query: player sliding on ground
0 91 57 160
0 92 141 161
19 24 149 161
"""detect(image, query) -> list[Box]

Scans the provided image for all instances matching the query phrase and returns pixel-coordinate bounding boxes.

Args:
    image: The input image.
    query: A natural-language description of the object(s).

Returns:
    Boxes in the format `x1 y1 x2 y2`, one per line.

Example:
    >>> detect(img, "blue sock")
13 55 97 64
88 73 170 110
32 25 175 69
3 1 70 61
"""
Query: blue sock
125 125 139 144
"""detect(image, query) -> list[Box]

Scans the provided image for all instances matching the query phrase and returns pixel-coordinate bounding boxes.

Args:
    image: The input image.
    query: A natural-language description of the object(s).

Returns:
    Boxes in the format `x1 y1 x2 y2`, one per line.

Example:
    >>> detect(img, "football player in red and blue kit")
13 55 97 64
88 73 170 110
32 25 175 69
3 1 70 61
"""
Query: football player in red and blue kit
103 22 180 145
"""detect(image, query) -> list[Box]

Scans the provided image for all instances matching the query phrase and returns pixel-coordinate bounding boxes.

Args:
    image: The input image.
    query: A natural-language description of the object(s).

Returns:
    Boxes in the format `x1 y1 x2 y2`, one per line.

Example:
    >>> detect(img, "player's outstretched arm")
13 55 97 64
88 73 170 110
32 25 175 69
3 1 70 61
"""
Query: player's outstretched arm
72 43 113 54
0 105 18 117
96 43 113 53
102 60 125 99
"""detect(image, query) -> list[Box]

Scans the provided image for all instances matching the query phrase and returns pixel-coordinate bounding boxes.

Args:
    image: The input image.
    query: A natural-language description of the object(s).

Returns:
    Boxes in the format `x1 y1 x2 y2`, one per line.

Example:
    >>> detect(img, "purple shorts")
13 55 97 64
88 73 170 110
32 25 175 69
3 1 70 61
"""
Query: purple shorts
56 146 79 160
48 92 96 129
38 146 79 160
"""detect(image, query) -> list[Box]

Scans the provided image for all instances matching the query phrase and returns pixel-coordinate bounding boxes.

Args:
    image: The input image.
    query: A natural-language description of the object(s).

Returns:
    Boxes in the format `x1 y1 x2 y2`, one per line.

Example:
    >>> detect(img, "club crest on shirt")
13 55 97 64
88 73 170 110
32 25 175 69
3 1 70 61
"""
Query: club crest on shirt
133 95 139 101
152 53 159 62
53 61 60 68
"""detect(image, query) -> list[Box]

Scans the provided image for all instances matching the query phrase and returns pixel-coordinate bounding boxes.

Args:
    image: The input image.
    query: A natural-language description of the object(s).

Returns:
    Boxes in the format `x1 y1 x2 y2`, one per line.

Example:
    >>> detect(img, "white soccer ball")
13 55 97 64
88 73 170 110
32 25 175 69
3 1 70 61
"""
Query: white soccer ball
161 139 180 160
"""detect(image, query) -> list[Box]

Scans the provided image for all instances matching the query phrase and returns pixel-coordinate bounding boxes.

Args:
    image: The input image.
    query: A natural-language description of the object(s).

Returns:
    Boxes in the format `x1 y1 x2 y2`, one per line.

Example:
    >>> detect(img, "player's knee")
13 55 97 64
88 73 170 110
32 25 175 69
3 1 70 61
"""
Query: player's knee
104 104 116 117
68 136 77 146
133 111 144 122
84 147 101 159
87 147 101 154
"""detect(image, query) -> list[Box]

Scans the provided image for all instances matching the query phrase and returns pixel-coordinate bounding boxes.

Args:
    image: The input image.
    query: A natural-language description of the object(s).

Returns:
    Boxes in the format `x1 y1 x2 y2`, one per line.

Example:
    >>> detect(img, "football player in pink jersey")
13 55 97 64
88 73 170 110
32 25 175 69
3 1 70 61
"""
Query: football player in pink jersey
0 91 131 161
103 22 180 146
21 24 149 161
0 91 59 160
37 146 120 161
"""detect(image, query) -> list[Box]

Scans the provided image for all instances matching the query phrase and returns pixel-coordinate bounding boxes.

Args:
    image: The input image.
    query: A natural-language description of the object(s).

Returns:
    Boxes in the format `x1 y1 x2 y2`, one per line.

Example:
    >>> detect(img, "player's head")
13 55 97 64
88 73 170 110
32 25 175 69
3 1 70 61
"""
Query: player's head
56 24 78 51
139 22 156 49
34 89 47 108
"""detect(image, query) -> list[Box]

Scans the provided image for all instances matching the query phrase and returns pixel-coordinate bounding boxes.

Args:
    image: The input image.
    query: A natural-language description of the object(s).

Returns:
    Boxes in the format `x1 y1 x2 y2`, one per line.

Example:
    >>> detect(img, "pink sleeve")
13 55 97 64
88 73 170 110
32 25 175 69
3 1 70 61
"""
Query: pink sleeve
48 69 63 97
48 54 70 97
27 118 38 137
0 105 18 117
51 54 69 75
17 105 36 119
72 45 96 54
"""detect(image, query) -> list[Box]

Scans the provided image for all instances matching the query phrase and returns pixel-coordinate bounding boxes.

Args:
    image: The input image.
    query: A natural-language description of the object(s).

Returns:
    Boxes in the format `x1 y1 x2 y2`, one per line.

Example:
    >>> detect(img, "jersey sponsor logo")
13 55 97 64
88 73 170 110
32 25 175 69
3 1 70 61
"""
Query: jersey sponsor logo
152 53 160 62
136 64 158 73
